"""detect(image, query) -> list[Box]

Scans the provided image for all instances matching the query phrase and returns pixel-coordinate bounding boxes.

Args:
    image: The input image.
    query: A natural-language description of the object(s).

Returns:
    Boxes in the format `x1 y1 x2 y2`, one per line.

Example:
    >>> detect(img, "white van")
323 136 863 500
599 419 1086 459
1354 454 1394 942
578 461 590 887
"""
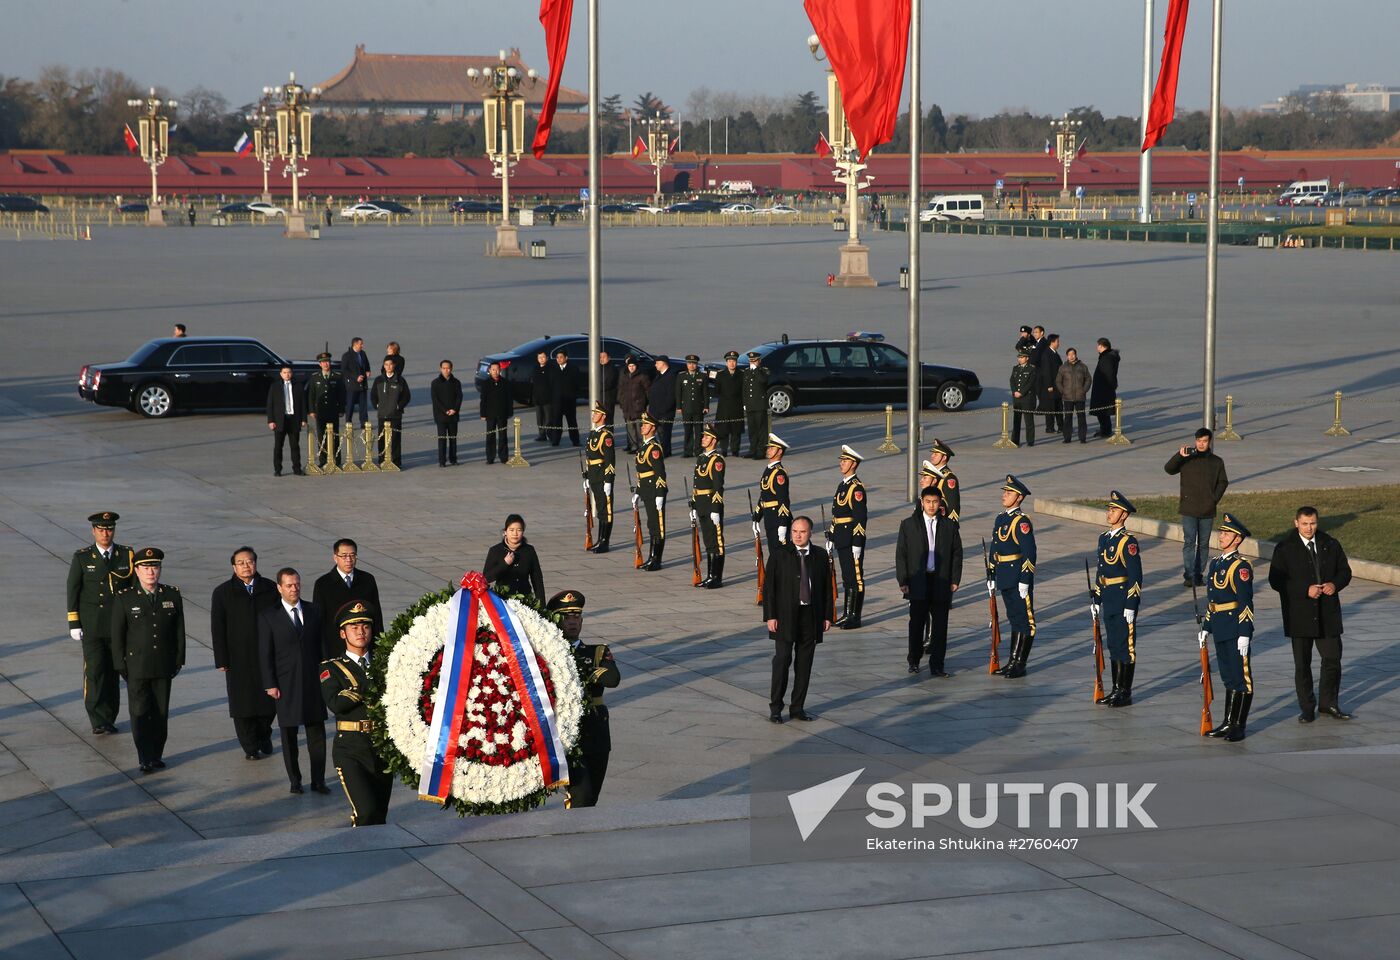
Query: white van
1276 179 1329 206
919 194 985 222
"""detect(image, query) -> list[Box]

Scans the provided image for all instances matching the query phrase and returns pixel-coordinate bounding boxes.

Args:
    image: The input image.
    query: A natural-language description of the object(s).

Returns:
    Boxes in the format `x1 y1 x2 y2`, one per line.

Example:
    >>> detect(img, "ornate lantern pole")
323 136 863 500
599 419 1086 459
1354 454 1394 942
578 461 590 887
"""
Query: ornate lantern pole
469 51 537 257
264 72 320 238
125 88 178 227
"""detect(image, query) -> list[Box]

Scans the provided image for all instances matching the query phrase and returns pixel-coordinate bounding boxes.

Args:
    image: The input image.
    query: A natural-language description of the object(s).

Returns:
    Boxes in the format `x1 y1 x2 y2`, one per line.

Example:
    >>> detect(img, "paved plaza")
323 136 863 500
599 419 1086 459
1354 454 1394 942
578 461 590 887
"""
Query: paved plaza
1 224 1398 959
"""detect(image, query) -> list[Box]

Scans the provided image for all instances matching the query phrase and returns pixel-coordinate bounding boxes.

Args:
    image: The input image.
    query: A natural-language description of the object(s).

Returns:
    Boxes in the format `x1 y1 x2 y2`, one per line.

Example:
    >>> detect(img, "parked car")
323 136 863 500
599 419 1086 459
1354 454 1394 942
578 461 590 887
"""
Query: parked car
634 204 664 215
716 333 982 416
247 201 286 217
533 203 560 216
755 204 798 216
78 337 320 418
450 199 501 214
599 202 639 213
219 201 284 219
117 202 149 214
339 201 410 219
474 334 654 407
720 203 757 214
0 195 49 213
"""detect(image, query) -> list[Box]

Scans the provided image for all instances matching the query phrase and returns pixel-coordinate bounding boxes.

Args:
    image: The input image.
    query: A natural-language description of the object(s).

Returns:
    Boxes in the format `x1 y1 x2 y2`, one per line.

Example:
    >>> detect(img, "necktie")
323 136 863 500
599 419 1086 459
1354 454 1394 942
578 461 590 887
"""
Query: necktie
101 550 110 562
927 519 937 572
246 582 254 596
284 380 293 415
345 574 353 589
798 550 811 605
1308 541 1320 580
291 606 302 633
358 655 368 669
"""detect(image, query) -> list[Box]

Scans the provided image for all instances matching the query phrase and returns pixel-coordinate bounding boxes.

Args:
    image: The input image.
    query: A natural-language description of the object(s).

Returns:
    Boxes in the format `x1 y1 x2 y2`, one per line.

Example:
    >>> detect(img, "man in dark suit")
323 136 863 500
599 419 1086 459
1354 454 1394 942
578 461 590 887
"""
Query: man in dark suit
598 350 620 425
258 568 329 794
210 546 278 760
478 360 513 464
1037 333 1063 434
763 516 832 723
648 355 680 457
265 364 305 476
341 337 371 428
530 350 552 441
896 487 964 676
311 538 383 657
548 348 582 446
1268 506 1354 722
430 360 463 467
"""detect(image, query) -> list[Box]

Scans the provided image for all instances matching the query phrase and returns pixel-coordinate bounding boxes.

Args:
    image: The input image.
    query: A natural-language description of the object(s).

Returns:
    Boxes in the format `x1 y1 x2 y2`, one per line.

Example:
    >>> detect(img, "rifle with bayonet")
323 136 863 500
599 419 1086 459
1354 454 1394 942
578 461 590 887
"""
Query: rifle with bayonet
1192 579 1214 735
821 504 837 623
1086 558 1104 702
982 537 1001 674
628 462 644 569
580 450 594 551
748 489 764 605
686 477 701 587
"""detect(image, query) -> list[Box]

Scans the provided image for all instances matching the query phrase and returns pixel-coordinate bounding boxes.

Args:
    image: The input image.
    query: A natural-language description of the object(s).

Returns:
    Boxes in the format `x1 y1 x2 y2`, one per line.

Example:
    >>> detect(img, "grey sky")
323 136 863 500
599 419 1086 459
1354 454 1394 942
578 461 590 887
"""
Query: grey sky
6 0 1395 119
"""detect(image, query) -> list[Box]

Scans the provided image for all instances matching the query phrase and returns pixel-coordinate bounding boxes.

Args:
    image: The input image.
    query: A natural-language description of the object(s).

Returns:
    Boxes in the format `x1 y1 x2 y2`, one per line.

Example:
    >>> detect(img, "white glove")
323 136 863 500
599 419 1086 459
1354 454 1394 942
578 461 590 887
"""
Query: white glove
852 545 863 561
583 480 590 494
1123 609 1136 625
631 492 639 508
1017 582 1030 600
1089 603 1100 620
1198 630 1208 649
70 628 84 641
655 496 664 513
986 580 996 598
689 508 698 523
710 512 721 527
777 525 788 543
1237 637 1250 657
752 522 762 539
603 482 612 498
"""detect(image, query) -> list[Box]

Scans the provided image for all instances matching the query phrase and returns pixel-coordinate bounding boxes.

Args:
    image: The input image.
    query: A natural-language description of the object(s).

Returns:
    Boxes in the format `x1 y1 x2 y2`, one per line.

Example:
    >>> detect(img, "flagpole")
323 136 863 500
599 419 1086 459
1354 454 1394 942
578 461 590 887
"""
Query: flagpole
1203 0 1223 428
1138 0 1154 224
587 0 601 412
906 0 921 500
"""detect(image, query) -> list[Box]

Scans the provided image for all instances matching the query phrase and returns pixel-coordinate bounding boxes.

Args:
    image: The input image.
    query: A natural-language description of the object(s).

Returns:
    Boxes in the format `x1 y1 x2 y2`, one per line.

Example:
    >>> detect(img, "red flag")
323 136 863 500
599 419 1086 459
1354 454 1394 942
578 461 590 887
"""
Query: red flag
1142 0 1190 151
632 135 646 159
815 132 831 158
1076 139 1089 160
804 0 911 159
668 132 679 154
531 0 576 159
123 123 140 154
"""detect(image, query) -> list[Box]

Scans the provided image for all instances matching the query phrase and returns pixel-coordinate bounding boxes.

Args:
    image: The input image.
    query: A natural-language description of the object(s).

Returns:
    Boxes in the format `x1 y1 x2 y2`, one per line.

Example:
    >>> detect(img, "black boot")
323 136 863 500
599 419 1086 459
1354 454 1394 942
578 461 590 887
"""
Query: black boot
1206 691 1237 738
833 588 852 628
994 633 1019 675
705 556 725 589
1005 632 1034 678
1224 692 1252 742
1108 662 1134 707
697 556 713 588
643 542 664 571
1097 661 1120 705
842 591 864 630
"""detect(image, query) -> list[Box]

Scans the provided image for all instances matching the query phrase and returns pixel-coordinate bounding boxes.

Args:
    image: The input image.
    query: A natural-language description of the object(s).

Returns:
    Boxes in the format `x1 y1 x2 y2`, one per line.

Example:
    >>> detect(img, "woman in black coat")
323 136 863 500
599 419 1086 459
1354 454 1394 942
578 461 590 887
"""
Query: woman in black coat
1090 338 1121 438
483 513 545 601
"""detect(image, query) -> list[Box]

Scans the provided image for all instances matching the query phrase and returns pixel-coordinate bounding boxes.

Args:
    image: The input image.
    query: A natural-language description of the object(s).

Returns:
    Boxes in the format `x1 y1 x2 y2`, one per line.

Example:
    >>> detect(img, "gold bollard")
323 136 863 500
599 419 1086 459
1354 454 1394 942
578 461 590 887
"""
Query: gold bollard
877 404 900 454
306 428 322 476
321 423 341 474
340 422 360 473
361 423 380 472
506 416 530 467
1324 390 1351 437
1106 398 1133 446
1217 394 1242 441
992 401 1017 449
381 422 400 472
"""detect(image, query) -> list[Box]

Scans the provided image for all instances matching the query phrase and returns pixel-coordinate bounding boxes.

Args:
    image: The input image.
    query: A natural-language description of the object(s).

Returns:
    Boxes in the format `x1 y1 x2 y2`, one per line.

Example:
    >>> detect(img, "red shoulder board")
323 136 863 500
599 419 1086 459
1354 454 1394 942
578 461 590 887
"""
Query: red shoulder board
714 461 723 471
605 437 613 446
319 669 331 681
1020 521 1031 534
777 474 785 485
947 478 957 489
651 448 660 460
854 490 864 501
1127 543 1137 556
1238 567 1250 581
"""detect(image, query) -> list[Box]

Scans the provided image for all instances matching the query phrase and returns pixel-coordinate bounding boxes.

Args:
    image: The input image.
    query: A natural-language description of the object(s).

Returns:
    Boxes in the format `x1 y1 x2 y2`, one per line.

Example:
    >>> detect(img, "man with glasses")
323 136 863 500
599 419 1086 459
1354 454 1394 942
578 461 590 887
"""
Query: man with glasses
312 539 383 658
211 546 278 760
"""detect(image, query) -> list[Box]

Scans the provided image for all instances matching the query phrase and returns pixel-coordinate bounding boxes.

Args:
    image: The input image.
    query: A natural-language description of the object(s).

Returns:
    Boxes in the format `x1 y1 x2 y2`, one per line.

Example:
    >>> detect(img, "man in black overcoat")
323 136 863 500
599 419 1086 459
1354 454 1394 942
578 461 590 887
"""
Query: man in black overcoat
211 546 278 760
311 538 383 657
258 568 329 794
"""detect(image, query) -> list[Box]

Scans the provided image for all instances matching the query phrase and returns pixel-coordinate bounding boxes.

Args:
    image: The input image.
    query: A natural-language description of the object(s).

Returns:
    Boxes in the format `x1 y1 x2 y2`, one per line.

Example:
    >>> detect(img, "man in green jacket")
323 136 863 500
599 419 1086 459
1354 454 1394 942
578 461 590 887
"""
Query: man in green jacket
66 510 133 736
1165 428 1229 587
111 548 186 774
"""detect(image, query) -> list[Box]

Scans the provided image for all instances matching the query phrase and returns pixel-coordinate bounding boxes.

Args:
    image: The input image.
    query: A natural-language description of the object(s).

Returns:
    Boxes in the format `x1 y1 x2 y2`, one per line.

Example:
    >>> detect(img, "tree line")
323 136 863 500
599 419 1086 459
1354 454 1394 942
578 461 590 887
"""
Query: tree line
3 67 1396 158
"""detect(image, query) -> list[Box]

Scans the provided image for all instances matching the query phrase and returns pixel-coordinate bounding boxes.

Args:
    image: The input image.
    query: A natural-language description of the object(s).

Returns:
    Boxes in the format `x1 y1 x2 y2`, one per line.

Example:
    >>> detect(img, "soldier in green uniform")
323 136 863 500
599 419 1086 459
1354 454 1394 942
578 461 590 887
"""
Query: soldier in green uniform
635 413 668 571
547 590 620 808
1201 513 1257 742
1092 491 1144 707
585 402 616 554
693 422 727 588
320 600 394 826
924 438 961 522
677 354 709 458
831 445 868 629
753 434 791 553
1010 348 1039 447
712 350 745 457
305 351 345 467
66 510 133 736
110 548 185 773
742 351 770 459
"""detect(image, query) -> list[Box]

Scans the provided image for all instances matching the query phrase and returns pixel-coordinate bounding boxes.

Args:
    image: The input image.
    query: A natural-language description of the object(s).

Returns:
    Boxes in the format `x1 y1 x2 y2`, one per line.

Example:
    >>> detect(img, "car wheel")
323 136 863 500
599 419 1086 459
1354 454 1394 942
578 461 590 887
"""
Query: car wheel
135 382 174 418
767 386 795 417
936 382 967 412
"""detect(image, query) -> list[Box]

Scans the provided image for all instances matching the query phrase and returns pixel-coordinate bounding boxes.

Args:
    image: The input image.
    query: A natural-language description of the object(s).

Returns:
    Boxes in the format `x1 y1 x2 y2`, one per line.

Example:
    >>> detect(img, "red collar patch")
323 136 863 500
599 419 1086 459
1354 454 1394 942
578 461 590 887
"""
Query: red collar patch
1238 567 1250 581
1020 521 1031 534
651 448 660 460
776 474 785 485
854 490 863 501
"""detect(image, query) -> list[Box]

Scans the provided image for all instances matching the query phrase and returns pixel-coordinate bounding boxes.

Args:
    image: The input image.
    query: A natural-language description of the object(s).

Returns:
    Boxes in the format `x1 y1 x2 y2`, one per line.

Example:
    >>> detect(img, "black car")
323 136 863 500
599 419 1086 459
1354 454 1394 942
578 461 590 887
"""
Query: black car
0 195 49 213
373 200 413 214
117 202 149 214
725 334 983 416
78 337 320 418
599 202 638 213
475 334 654 407
450 199 500 214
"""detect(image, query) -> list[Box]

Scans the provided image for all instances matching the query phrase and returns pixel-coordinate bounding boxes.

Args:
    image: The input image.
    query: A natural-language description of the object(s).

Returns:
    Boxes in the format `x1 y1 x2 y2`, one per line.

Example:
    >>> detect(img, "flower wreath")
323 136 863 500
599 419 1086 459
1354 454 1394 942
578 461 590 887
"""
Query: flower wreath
368 579 586 816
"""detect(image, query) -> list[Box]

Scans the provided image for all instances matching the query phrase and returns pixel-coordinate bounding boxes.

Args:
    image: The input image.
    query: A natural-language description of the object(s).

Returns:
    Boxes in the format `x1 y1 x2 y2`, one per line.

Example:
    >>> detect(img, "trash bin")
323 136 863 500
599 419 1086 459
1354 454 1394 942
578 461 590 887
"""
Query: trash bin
529 239 547 259
833 217 845 232
898 266 909 290
309 225 321 239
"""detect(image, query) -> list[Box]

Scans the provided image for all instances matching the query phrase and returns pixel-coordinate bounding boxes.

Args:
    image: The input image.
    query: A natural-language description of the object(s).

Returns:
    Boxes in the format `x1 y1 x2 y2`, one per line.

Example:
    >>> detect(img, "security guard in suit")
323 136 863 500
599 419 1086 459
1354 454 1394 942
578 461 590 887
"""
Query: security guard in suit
321 601 394 826
1010 347 1039 447
1092 491 1144 707
742 351 770 459
713 350 745 456
635 413 668 571
66 511 133 735
548 590 620 808
677 354 709 458
991 475 1038 678
306 351 345 467
693 423 727 588
831 445 868 629
1201 513 1256 742
111 548 185 773
924 439 961 522
585 402 615 553
753 433 792 553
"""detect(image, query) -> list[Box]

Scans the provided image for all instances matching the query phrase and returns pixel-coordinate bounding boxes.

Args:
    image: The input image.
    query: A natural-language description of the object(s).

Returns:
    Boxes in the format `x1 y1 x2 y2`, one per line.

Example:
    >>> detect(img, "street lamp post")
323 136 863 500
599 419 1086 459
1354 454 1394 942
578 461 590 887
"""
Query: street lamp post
643 114 671 206
263 72 320 238
1051 114 1082 201
469 51 537 258
248 96 278 203
808 35 876 288
126 88 177 227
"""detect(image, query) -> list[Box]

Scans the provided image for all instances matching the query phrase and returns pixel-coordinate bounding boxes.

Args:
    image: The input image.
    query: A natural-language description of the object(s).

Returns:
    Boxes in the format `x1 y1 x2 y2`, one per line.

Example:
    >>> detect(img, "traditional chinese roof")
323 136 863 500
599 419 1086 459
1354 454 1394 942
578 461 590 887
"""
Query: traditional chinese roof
317 45 587 108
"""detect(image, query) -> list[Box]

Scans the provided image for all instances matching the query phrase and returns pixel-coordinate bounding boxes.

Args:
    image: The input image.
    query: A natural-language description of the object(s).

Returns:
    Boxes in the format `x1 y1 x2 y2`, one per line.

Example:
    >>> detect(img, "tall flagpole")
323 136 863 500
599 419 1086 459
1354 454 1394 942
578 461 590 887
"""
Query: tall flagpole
1203 0 1223 428
587 0 601 411
1139 0 1154 224
906 0 921 500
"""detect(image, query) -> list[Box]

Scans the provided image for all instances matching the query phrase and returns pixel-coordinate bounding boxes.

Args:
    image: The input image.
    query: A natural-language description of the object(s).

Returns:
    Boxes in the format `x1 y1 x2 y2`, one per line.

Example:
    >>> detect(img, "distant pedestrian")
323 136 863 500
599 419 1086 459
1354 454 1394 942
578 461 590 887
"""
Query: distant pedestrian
548 348 582 447
599 350 619 425
384 342 405 375
483 514 545 601
1090 338 1120 438
676 354 709 457
742 351 770 459
712 350 745 456
531 350 552 441
620 355 651 453
172 323 187 338
1038 333 1063 434
188 204 196 227
371 357 410 468
430 360 462 467
341 337 371 428
266 364 305 477
479 360 513 464
1014 325 1033 353
1009 348 1038 447
648 355 679 457
1164 428 1229 587
305 352 345 468
1055 347 1092 443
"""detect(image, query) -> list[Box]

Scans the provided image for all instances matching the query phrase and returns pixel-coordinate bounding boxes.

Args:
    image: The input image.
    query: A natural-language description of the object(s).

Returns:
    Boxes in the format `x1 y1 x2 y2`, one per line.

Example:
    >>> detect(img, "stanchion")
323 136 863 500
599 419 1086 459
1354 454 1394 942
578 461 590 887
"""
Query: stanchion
361 423 381 472
381 422 400 472
992 402 1017 449
506 416 530 467
1217 394 1242 441
876 404 900 454
1105 398 1133 446
321 423 341 474
340 422 361 473
306 429 322 476
1324 391 1351 437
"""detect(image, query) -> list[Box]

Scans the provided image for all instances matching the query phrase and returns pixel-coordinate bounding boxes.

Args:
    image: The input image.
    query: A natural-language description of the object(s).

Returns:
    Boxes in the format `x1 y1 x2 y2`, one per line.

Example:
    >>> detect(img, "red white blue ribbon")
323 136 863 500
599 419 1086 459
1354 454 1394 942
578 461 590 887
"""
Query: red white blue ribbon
481 590 568 788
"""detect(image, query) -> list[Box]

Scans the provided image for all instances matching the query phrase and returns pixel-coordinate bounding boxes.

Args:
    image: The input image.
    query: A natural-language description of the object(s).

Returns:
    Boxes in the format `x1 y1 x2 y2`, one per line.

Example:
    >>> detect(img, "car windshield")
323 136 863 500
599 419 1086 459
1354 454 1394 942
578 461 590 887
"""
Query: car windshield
125 341 163 364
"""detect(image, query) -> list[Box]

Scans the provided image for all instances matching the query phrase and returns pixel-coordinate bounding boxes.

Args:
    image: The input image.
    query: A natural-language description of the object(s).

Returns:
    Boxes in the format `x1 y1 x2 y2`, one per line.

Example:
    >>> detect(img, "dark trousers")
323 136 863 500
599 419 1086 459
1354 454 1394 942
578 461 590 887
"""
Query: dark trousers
762 511 787 554
745 409 768 457
697 503 723 558
681 413 705 457
549 402 581 446
281 722 327 787
1011 403 1036 445
376 415 402 467
312 416 341 466
485 417 509 463
346 388 370 426
716 415 743 456
589 477 614 543
273 416 302 473
127 676 171 764
535 402 549 440
569 708 611 808
1291 635 1343 712
82 632 120 728
232 714 274 756
623 415 643 451
1101 597 1137 664
1040 392 1061 432
1061 400 1087 442
908 577 950 670
333 737 393 825
770 609 819 715
833 535 864 597
1002 586 1035 636
656 417 675 457
1095 397 1115 436
436 417 459 465
642 490 665 549
1213 636 1252 694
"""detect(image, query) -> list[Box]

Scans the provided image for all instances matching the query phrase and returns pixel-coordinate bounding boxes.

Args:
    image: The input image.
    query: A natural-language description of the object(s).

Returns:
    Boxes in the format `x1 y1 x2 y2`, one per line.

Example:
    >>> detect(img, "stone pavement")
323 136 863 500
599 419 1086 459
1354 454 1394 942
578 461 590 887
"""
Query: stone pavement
0 226 1398 958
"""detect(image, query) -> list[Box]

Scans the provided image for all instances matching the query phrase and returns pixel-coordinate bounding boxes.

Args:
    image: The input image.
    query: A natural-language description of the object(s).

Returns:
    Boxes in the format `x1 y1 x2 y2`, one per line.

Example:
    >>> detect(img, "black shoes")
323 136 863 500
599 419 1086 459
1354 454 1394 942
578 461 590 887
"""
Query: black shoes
1206 691 1237 738
790 712 818 722
311 783 331 795
1097 661 1121 705
1106 663 1134 707
768 714 784 724
642 545 664 571
290 783 304 794
139 763 154 774
907 663 920 674
591 540 611 554
92 726 109 736
1298 711 1316 723
1223 693 1252 742
1321 705 1352 721
929 671 953 679
151 759 166 769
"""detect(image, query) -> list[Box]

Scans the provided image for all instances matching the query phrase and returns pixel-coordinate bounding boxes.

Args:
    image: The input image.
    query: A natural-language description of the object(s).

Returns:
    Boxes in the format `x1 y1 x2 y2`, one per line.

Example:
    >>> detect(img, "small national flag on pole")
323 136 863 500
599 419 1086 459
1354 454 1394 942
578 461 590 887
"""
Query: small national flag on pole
815 132 831 158
1044 138 1052 155
632 135 646 159
234 132 252 156
123 124 140 154
1075 139 1089 161
668 131 679 155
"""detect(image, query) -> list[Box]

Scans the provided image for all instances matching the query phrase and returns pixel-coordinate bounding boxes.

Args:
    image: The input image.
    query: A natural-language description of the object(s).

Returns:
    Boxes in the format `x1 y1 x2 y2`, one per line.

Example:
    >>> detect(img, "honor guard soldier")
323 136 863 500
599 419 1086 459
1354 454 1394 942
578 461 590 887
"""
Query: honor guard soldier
1092 491 1143 707
111 548 185 774
925 439 960 522
742 351 770 459
67 510 133 736
713 350 745 457
1010 347 1039 447
547 590 620 807
321 601 394 826
677 354 709 458
1200 513 1256 742
635 412 668 571
831 445 868 628
693 422 727 588
585 402 615 553
306 351 346 467
753 434 792 553
991 475 1038 678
